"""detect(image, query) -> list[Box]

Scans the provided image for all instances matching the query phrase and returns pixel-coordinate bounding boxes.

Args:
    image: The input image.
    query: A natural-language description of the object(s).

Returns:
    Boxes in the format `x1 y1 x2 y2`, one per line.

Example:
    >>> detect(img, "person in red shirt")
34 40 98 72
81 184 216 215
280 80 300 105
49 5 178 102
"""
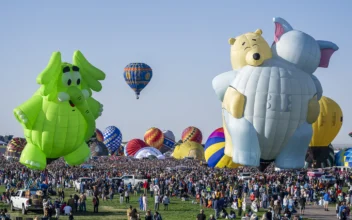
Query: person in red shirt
143 181 148 194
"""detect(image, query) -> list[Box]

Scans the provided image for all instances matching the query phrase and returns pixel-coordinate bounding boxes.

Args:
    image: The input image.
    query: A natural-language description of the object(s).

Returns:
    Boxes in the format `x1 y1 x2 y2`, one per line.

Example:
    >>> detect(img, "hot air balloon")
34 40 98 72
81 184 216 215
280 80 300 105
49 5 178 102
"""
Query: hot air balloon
134 147 162 159
144 127 164 149
204 128 240 168
103 126 123 154
335 148 352 167
5 137 26 160
305 96 343 168
123 63 153 99
95 129 104 142
214 17 338 168
125 139 147 157
181 126 203 144
172 141 204 160
89 140 109 157
159 130 176 153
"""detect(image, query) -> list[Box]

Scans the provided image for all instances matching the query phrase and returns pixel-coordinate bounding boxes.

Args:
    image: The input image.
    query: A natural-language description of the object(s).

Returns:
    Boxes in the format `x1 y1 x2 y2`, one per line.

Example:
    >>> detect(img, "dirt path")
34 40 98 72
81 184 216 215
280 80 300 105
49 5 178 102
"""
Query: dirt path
303 205 336 220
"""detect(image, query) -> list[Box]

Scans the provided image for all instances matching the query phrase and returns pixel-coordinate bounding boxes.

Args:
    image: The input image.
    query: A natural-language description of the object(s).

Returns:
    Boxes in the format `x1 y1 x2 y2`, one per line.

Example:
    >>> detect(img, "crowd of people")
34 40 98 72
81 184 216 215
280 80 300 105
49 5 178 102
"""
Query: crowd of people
0 156 351 219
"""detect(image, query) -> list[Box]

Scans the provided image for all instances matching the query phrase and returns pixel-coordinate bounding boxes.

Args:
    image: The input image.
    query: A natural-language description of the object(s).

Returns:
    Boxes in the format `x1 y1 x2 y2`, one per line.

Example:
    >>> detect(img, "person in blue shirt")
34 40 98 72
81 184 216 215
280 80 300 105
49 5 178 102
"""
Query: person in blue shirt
323 192 330 211
339 202 346 218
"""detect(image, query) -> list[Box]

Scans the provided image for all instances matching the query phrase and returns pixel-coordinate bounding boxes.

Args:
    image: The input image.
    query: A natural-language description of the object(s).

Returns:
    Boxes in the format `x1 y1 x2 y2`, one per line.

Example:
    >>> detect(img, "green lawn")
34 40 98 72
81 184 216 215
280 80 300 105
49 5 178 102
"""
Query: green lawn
0 187 269 220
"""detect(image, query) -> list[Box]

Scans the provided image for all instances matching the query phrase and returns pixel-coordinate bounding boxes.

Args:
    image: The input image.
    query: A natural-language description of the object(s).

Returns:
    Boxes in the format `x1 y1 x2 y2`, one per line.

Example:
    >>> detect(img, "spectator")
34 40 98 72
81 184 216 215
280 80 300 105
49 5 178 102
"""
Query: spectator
93 195 99 213
155 193 160 211
197 209 206 220
162 194 170 210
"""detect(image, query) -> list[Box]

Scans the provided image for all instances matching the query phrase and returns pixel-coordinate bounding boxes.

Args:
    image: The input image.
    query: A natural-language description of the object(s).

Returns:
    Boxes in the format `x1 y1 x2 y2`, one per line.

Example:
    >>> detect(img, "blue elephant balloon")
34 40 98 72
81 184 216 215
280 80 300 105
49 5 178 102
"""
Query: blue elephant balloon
123 63 153 99
103 126 122 154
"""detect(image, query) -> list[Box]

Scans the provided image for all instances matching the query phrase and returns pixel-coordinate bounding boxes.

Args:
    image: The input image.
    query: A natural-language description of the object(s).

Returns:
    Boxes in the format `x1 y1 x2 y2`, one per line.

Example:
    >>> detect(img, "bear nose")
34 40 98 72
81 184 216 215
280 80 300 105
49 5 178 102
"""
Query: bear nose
253 53 260 60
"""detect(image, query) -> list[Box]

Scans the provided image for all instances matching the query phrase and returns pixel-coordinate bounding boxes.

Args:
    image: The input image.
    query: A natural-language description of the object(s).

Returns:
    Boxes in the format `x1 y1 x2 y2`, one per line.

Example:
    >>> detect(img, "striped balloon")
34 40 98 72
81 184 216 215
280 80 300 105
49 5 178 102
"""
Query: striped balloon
144 127 164 149
204 128 240 168
182 126 202 144
125 139 148 156
159 130 176 153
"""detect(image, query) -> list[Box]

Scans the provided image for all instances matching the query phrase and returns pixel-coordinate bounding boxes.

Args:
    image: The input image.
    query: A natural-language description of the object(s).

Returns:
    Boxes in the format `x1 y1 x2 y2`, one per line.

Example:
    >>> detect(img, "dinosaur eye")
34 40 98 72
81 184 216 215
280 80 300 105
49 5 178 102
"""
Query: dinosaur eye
77 79 81 85
67 79 72 86
242 42 245 46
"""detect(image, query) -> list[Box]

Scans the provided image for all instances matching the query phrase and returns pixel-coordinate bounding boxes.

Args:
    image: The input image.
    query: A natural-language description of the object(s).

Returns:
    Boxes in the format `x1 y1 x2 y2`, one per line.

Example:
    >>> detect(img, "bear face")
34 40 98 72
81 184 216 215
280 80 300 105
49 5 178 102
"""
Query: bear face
229 29 272 70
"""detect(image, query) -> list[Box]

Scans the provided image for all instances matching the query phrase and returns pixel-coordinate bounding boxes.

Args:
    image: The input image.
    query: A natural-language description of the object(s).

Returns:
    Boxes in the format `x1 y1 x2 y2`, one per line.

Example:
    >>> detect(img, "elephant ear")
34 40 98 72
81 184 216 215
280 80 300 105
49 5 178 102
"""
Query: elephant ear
36 52 62 97
72 51 106 95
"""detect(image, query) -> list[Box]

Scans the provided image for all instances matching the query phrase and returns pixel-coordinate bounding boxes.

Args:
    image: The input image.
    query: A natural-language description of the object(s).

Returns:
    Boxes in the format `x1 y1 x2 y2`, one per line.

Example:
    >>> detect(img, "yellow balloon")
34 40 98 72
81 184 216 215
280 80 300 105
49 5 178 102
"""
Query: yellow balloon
309 96 343 147
172 141 205 160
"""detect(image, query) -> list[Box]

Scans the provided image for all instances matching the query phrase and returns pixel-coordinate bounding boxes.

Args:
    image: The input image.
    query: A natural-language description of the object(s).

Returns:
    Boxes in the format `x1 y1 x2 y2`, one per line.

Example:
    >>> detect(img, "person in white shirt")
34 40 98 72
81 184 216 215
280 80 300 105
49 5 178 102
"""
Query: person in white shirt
154 194 160 211
63 205 72 215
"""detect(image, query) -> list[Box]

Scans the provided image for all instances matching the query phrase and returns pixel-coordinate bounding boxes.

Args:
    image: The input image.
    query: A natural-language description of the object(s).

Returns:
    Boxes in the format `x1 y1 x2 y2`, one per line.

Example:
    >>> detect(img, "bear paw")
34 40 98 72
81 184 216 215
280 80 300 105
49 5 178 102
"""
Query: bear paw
15 110 28 124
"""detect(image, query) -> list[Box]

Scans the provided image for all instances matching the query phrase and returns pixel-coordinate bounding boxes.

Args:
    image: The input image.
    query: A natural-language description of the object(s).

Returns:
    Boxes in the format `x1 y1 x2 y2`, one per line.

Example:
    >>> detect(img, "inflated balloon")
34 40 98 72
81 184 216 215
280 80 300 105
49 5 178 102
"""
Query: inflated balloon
125 139 147 156
123 63 152 99
335 148 352 167
5 137 26 159
181 126 203 144
144 127 164 149
103 126 123 154
95 129 104 142
204 128 240 168
172 141 204 160
216 17 338 169
305 144 335 168
310 96 343 146
134 147 162 159
14 51 105 170
159 130 176 153
89 140 109 157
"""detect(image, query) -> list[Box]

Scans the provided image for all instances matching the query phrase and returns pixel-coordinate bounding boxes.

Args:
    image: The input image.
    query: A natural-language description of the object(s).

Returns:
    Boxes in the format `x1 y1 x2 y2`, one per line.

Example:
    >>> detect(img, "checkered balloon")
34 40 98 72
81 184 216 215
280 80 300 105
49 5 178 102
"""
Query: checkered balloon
103 126 122 153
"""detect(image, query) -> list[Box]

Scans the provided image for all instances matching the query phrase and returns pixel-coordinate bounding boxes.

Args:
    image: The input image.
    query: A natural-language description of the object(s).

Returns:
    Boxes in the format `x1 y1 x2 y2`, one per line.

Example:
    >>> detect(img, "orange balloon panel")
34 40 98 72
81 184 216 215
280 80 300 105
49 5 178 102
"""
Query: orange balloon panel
309 96 343 147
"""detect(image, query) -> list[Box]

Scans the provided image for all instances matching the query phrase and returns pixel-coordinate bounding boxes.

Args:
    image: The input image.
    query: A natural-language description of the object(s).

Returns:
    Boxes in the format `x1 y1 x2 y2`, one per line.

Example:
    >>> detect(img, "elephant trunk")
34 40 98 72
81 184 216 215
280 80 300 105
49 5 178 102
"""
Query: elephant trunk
67 87 95 141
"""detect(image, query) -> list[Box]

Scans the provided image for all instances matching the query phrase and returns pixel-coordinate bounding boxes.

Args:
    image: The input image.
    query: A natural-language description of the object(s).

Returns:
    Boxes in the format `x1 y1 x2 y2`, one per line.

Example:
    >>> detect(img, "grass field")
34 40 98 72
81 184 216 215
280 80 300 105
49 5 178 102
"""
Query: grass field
0 187 270 220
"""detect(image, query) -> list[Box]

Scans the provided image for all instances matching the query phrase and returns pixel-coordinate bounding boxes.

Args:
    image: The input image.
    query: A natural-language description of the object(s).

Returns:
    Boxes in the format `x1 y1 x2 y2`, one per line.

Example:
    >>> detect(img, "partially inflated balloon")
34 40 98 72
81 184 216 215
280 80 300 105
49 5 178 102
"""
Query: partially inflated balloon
123 63 152 99
335 148 352 167
310 96 343 147
204 128 240 168
305 144 335 168
172 141 204 160
89 140 109 157
181 126 202 144
134 147 162 159
5 137 26 159
160 130 176 153
125 139 147 156
13 51 105 170
95 129 104 142
103 126 123 154
144 127 164 149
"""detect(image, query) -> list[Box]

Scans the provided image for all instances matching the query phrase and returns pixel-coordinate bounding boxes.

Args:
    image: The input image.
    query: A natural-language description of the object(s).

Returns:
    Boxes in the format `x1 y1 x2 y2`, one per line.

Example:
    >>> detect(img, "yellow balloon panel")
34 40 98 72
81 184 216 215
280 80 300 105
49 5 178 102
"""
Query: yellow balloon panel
309 96 343 147
172 141 205 160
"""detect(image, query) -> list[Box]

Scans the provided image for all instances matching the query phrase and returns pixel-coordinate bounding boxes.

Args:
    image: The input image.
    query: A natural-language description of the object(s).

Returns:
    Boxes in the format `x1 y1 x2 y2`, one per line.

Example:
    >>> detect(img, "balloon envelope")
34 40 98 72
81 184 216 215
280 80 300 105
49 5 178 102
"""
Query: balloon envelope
172 141 204 160
95 129 104 142
89 140 109 157
123 63 153 99
134 147 162 159
144 127 164 149
305 144 334 168
159 130 176 153
103 126 123 153
204 128 240 168
310 96 343 147
181 126 203 144
125 139 148 156
5 137 26 159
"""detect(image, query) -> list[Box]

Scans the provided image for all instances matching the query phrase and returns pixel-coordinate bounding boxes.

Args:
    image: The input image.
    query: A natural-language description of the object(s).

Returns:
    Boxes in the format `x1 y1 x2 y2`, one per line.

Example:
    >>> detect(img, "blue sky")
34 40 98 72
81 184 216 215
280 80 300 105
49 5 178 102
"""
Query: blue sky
1 0 351 145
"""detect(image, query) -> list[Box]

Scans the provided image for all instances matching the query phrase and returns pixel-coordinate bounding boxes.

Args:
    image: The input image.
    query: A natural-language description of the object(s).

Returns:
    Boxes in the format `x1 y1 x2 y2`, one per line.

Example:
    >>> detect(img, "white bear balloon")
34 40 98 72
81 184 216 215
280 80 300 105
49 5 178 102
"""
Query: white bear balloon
217 17 338 170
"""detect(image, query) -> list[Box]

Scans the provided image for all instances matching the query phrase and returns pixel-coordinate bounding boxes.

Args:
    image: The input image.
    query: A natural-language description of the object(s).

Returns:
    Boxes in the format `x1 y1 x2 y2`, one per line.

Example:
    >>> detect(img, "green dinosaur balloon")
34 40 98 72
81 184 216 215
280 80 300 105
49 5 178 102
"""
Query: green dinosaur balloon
14 51 105 170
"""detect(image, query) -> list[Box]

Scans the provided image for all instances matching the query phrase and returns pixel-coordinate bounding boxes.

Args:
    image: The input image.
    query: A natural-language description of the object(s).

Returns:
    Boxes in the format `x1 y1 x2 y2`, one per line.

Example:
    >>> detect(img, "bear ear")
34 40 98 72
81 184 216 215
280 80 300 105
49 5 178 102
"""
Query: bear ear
254 29 263 35
273 17 293 43
228 38 236 45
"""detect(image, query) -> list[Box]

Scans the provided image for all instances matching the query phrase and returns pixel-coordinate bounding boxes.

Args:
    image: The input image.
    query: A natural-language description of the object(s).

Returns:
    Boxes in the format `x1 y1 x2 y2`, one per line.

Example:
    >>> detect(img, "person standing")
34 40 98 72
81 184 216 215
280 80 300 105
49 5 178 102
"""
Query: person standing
299 196 306 215
238 197 243 217
80 193 87 212
143 194 148 211
67 195 75 213
323 191 330 211
197 209 206 220
54 198 60 219
125 189 130 203
154 193 160 211
93 195 99 213
127 205 133 219
162 195 170 210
